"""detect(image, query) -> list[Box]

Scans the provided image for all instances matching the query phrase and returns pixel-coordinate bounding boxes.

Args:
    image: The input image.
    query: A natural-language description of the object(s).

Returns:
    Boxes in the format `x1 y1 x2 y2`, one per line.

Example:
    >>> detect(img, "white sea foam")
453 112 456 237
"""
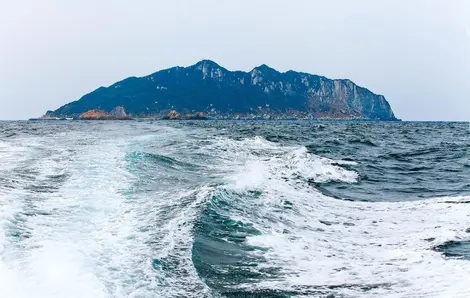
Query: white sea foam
210 136 358 190
1 126 468 298
0 125 213 298
0 135 129 297
210 136 470 297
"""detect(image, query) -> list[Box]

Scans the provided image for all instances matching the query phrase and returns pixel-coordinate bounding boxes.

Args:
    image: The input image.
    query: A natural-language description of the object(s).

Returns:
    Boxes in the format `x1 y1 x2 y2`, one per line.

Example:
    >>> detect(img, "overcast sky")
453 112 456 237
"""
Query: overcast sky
0 0 468 120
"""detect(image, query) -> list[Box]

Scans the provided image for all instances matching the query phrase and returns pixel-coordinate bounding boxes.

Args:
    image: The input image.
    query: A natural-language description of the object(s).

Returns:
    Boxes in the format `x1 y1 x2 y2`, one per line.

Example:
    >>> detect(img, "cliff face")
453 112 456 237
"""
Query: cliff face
51 60 398 120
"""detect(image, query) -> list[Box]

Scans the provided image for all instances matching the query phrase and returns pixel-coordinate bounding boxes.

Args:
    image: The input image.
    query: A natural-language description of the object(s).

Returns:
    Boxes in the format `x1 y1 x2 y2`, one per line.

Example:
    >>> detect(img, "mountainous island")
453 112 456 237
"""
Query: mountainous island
43 60 398 121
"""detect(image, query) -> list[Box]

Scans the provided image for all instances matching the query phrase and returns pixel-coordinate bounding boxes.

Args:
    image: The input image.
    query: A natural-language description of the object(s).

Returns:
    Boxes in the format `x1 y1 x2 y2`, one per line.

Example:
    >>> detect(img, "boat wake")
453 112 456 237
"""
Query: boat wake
0 122 469 297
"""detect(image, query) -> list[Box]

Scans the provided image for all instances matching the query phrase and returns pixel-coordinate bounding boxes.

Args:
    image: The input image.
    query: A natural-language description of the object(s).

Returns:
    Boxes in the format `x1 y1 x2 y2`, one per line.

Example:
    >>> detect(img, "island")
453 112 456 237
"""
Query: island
41 60 398 121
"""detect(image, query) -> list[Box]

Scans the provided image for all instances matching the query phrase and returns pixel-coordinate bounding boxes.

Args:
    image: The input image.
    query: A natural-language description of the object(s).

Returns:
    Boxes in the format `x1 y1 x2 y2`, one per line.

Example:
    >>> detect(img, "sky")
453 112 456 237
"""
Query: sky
0 0 468 121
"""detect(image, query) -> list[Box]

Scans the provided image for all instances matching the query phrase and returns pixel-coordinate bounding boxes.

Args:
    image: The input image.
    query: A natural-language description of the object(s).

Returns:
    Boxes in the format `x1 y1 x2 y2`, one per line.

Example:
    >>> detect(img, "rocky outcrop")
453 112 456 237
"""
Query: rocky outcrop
50 60 399 120
78 107 132 120
79 110 111 120
163 110 181 120
110 106 128 119
184 112 208 120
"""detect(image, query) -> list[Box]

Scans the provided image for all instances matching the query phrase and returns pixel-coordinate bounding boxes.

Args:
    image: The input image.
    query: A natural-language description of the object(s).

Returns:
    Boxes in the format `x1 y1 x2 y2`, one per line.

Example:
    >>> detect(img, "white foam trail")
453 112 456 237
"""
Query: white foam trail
0 138 74 297
210 136 358 188
207 136 470 297
1 126 468 298
0 135 132 297
148 186 213 297
0 124 213 298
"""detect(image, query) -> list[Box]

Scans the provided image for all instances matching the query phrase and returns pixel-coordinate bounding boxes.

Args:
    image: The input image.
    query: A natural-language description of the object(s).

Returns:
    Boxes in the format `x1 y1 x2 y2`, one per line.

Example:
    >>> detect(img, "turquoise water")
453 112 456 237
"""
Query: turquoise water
0 121 469 297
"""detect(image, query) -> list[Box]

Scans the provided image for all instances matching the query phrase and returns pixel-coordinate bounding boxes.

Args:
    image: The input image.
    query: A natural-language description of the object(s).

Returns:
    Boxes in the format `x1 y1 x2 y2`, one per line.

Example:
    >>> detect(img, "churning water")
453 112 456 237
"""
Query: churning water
0 121 469 297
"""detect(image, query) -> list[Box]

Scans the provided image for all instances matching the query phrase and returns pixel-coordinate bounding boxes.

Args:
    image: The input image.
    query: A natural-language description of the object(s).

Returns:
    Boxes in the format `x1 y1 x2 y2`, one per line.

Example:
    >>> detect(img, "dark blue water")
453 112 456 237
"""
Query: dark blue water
0 121 469 297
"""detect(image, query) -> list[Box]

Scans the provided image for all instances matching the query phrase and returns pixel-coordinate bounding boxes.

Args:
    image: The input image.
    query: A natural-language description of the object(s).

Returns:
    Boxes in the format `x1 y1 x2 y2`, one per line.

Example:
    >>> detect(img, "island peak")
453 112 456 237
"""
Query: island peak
47 60 399 121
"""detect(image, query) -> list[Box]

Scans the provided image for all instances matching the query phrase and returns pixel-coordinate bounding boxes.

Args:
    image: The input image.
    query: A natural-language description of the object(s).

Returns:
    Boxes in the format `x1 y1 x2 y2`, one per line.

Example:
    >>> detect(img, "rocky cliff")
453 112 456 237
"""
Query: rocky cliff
49 60 398 120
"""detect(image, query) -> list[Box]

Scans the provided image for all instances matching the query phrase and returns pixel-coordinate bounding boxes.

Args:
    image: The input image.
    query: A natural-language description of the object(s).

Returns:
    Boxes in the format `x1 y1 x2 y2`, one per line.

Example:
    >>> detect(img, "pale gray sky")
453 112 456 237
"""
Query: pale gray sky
0 0 468 120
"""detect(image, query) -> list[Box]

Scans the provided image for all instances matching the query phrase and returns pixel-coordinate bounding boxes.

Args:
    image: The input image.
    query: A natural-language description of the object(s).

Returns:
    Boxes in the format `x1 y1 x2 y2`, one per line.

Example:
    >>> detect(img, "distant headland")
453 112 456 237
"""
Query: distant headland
39 60 398 121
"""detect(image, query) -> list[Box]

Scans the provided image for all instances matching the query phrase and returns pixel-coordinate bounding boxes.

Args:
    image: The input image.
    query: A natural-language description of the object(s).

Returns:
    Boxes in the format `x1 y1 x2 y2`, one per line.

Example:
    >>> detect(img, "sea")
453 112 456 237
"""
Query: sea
0 120 469 298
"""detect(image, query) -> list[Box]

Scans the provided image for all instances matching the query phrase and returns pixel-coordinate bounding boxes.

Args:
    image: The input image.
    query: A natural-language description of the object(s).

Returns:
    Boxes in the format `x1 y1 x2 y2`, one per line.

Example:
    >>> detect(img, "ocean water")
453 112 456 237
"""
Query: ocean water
0 120 469 298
